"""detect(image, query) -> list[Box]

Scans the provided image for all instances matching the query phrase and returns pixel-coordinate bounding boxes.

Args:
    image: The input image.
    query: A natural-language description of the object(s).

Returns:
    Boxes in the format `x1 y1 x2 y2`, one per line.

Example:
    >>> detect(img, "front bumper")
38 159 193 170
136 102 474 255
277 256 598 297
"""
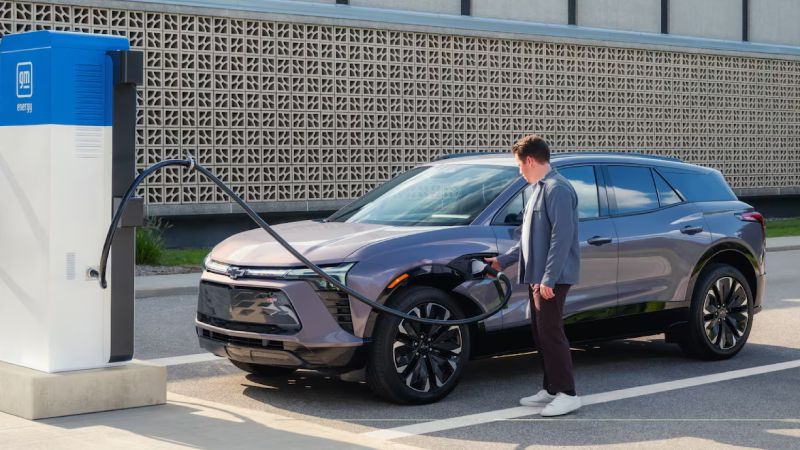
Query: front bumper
196 271 366 369
197 324 364 369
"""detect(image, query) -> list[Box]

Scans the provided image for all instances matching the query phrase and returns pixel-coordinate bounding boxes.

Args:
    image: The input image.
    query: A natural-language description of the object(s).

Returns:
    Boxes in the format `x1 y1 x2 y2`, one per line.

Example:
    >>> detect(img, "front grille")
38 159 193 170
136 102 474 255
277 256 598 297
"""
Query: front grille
197 312 293 335
198 281 301 332
199 328 284 350
318 290 354 333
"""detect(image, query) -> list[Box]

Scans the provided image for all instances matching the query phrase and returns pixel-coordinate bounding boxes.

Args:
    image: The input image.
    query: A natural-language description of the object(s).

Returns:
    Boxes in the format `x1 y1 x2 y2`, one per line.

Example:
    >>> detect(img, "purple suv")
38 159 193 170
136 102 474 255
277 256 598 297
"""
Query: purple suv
196 152 766 404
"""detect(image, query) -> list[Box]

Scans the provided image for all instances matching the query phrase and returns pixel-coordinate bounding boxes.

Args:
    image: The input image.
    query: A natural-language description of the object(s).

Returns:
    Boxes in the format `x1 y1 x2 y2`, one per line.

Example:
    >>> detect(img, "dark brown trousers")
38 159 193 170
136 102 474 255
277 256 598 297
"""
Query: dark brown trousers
529 284 576 395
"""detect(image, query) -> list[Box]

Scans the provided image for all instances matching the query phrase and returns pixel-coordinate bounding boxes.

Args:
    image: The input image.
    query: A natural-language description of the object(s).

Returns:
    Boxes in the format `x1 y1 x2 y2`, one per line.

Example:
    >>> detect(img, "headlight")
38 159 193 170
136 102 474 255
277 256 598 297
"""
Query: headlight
203 255 231 275
284 263 353 283
203 256 354 289
284 263 355 290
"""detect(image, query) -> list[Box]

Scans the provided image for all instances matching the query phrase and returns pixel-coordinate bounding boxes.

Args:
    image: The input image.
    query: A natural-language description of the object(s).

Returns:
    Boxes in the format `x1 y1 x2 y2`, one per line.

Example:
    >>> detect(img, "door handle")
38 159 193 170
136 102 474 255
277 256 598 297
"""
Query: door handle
680 225 704 235
587 236 613 246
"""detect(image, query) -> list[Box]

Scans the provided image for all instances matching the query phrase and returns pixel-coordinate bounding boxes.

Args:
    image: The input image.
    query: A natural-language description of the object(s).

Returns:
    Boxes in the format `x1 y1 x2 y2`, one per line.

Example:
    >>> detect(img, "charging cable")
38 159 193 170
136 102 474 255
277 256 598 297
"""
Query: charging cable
97 158 513 326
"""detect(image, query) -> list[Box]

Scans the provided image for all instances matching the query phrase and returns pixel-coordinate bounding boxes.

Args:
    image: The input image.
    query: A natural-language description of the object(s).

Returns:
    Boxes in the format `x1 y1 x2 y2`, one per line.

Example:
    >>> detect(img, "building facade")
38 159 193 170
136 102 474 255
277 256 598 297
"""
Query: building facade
1 0 798 220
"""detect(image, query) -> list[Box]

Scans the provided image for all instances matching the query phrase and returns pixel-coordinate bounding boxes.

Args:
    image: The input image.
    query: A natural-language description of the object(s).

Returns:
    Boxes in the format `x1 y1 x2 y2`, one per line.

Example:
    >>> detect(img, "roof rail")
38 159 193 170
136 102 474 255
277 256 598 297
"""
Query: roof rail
431 150 683 163
432 151 503 161
553 151 683 162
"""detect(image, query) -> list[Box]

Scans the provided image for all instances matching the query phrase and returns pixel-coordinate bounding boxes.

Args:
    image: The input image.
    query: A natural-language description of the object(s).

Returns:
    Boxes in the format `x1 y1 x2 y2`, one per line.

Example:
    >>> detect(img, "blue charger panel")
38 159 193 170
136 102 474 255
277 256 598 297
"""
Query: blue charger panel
0 31 129 127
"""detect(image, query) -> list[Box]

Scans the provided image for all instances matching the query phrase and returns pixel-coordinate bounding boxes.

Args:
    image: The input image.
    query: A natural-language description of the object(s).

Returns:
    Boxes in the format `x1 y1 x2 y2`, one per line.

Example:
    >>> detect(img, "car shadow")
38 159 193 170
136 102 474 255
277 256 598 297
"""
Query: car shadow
238 338 800 449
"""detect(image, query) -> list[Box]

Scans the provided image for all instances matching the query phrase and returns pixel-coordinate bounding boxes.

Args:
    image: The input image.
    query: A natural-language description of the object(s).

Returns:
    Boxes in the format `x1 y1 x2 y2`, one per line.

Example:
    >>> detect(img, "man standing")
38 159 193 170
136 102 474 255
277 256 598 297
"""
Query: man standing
486 135 581 417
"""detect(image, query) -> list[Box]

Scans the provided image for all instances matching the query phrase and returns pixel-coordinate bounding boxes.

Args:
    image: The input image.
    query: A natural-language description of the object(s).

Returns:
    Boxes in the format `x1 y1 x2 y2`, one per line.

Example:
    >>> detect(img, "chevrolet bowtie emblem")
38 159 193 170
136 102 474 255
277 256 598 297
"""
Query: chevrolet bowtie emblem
227 266 246 279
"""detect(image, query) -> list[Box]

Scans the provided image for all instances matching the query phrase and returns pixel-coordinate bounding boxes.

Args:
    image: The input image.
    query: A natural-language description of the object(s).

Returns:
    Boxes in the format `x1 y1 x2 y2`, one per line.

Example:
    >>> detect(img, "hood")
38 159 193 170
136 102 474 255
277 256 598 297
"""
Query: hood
210 220 442 266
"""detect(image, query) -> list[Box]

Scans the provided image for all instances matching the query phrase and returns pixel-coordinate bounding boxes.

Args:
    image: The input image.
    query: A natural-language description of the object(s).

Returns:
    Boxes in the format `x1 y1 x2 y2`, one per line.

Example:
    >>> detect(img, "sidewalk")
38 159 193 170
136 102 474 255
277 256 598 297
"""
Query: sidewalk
764 236 800 252
135 236 800 298
135 272 201 298
0 392 418 450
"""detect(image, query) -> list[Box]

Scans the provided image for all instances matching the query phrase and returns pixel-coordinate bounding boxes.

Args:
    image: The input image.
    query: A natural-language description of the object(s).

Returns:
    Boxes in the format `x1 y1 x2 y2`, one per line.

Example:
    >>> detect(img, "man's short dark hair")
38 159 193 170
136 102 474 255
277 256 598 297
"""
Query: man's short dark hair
512 135 550 163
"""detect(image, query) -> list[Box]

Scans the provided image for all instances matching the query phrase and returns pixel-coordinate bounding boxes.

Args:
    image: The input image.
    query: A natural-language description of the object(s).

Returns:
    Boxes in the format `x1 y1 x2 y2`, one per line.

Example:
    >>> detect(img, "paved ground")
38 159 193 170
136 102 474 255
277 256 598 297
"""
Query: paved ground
129 248 800 449
3 247 798 449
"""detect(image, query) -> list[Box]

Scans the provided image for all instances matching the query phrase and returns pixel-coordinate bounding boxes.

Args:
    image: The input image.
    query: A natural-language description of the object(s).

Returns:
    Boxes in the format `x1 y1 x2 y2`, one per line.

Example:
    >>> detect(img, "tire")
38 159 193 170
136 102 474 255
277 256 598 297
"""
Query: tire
679 263 754 360
366 286 471 404
229 359 298 377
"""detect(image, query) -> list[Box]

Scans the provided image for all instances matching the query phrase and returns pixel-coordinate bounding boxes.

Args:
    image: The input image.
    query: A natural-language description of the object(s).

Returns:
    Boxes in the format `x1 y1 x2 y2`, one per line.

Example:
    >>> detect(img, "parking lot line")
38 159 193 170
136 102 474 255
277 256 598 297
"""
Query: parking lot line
145 353 222 366
362 358 800 440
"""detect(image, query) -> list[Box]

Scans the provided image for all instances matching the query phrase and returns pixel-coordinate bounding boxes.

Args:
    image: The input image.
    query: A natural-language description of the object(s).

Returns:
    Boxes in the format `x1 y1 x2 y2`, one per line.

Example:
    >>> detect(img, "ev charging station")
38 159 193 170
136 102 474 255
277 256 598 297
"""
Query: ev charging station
0 30 511 421
0 31 164 419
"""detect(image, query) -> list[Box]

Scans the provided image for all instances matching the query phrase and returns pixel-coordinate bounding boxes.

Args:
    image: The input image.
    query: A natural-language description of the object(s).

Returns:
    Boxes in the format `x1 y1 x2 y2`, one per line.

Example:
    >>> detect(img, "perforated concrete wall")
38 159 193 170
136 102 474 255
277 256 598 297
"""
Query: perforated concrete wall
1 1 798 214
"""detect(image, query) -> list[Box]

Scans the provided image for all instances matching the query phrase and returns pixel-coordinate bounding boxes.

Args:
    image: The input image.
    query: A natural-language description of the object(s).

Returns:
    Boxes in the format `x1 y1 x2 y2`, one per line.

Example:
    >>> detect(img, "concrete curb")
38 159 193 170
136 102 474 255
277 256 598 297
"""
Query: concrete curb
135 286 199 298
765 236 800 253
766 245 800 253
135 273 202 299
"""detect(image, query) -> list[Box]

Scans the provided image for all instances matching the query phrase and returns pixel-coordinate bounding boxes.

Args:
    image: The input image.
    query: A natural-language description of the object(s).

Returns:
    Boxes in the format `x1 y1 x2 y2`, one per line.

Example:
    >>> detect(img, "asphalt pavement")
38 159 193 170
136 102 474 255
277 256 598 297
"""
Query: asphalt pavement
3 244 799 449
148 246 799 449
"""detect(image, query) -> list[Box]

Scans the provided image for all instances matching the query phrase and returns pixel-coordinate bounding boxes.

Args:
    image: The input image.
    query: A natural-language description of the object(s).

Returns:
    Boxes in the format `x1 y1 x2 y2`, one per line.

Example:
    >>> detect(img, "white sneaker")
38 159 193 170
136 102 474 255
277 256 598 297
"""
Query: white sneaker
519 389 556 407
540 393 582 417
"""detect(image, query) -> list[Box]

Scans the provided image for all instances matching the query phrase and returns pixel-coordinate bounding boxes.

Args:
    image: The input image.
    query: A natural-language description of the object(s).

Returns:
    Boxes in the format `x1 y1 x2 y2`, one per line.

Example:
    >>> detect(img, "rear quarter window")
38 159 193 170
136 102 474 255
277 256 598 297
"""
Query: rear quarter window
656 168 737 202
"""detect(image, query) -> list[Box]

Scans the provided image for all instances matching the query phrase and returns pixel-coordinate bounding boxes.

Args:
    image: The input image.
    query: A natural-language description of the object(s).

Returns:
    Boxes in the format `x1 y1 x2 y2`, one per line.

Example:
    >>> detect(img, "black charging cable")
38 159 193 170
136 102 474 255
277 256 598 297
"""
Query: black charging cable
97 158 513 326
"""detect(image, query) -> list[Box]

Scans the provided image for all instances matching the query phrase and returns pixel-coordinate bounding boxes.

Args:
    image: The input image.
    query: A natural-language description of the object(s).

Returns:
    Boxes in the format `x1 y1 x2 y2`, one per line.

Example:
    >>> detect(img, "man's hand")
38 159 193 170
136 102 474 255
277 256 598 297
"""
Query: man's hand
539 284 555 300
484 257 502 273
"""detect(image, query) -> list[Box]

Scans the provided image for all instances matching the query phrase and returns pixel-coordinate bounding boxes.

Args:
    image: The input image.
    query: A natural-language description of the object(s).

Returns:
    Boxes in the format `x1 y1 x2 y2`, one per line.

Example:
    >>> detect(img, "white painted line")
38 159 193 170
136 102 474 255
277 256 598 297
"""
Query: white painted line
783 299 800 303
363 406 544 440
580 359 800 405
363 358 800 440
145 353 222 366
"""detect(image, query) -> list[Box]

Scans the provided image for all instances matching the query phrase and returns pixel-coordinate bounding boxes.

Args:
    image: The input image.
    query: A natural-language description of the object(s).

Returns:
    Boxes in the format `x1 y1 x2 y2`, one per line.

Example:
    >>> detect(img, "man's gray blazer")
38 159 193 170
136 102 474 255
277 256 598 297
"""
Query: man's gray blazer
496 169 581 287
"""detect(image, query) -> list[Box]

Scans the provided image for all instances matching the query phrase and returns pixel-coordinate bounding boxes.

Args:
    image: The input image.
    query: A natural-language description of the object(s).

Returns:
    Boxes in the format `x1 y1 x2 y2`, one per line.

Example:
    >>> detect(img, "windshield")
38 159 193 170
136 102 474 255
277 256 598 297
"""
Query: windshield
328 164 519 226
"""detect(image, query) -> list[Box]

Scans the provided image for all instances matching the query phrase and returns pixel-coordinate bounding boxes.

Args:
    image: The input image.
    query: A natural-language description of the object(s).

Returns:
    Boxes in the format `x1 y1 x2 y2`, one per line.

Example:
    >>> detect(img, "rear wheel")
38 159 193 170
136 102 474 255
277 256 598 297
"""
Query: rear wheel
229 360 298 377
366 286 471 404
680 263 754 360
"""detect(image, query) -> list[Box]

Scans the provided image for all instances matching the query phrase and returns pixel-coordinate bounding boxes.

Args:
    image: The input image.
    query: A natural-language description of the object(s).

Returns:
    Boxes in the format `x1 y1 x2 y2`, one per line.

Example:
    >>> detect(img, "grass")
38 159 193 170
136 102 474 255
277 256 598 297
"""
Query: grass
135 226 165 265
136 217 211 267
158 248 211 267
765 217 800 238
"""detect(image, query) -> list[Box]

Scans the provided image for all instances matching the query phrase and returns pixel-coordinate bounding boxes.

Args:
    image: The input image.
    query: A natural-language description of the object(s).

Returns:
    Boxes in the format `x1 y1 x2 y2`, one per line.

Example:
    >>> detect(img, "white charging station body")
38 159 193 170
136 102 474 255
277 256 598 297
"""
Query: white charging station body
0 31 132 373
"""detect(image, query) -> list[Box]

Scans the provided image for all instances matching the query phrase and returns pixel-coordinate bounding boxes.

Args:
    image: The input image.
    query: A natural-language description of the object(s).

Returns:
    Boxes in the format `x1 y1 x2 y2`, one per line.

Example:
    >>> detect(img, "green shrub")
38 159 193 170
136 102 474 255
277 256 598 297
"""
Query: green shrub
135 217 171 265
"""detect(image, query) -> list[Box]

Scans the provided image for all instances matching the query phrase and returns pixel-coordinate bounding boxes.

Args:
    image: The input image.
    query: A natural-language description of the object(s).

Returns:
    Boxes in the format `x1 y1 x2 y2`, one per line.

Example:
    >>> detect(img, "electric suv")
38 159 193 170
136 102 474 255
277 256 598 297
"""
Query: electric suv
196 152 766 404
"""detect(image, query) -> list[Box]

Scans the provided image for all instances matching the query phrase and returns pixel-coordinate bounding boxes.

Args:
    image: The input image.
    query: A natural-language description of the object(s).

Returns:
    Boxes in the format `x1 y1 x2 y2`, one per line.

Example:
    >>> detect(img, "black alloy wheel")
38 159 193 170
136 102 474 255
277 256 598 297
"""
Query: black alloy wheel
366 286 471 404
701 276 750 350
392 302 464 393
680 263 754 360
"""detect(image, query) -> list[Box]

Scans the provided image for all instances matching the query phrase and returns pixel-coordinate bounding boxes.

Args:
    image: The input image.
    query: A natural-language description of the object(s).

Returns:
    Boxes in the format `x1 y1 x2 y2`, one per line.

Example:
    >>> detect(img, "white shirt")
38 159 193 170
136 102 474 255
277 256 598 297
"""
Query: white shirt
521 182 542 264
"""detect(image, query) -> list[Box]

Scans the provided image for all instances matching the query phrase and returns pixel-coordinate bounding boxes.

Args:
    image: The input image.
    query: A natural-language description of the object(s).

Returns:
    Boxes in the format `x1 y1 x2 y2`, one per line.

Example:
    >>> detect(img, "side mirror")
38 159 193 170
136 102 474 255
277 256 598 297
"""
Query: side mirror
504 212 522 225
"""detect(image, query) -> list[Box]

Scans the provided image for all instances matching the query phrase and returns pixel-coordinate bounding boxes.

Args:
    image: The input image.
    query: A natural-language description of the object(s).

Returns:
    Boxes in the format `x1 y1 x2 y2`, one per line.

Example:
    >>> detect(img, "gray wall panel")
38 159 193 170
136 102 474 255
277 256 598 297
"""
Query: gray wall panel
577 0 661 33
669 0 742 41
349 0 461 15
471 0 568 24
750 0 800 46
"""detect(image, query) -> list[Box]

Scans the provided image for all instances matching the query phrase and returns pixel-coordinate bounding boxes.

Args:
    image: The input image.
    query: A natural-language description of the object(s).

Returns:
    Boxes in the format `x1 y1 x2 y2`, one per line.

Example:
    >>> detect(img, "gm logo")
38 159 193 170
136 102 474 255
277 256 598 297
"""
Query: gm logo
16 62 33 98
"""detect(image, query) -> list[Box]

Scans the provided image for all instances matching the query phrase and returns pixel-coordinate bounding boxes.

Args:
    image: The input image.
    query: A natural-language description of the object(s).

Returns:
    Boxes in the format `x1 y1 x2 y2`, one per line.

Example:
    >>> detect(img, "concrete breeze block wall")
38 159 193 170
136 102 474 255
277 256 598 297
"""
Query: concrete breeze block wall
0 0 798 214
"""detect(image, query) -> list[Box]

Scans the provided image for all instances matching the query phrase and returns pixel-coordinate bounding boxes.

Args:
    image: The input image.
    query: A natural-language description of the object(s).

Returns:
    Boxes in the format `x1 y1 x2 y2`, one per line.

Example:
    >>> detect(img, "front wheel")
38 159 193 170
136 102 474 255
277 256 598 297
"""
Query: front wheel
366 286 471 404
680 264 754 360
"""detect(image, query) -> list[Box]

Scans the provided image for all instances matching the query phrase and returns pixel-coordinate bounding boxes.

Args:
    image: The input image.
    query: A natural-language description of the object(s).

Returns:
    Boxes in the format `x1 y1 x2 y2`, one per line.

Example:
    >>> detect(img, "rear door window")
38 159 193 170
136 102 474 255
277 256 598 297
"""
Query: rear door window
607 166 659 215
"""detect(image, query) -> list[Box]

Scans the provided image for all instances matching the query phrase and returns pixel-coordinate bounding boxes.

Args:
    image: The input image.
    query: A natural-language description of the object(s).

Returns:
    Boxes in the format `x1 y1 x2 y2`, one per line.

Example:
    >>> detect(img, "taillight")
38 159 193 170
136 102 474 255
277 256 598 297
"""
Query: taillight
739 212 766 234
